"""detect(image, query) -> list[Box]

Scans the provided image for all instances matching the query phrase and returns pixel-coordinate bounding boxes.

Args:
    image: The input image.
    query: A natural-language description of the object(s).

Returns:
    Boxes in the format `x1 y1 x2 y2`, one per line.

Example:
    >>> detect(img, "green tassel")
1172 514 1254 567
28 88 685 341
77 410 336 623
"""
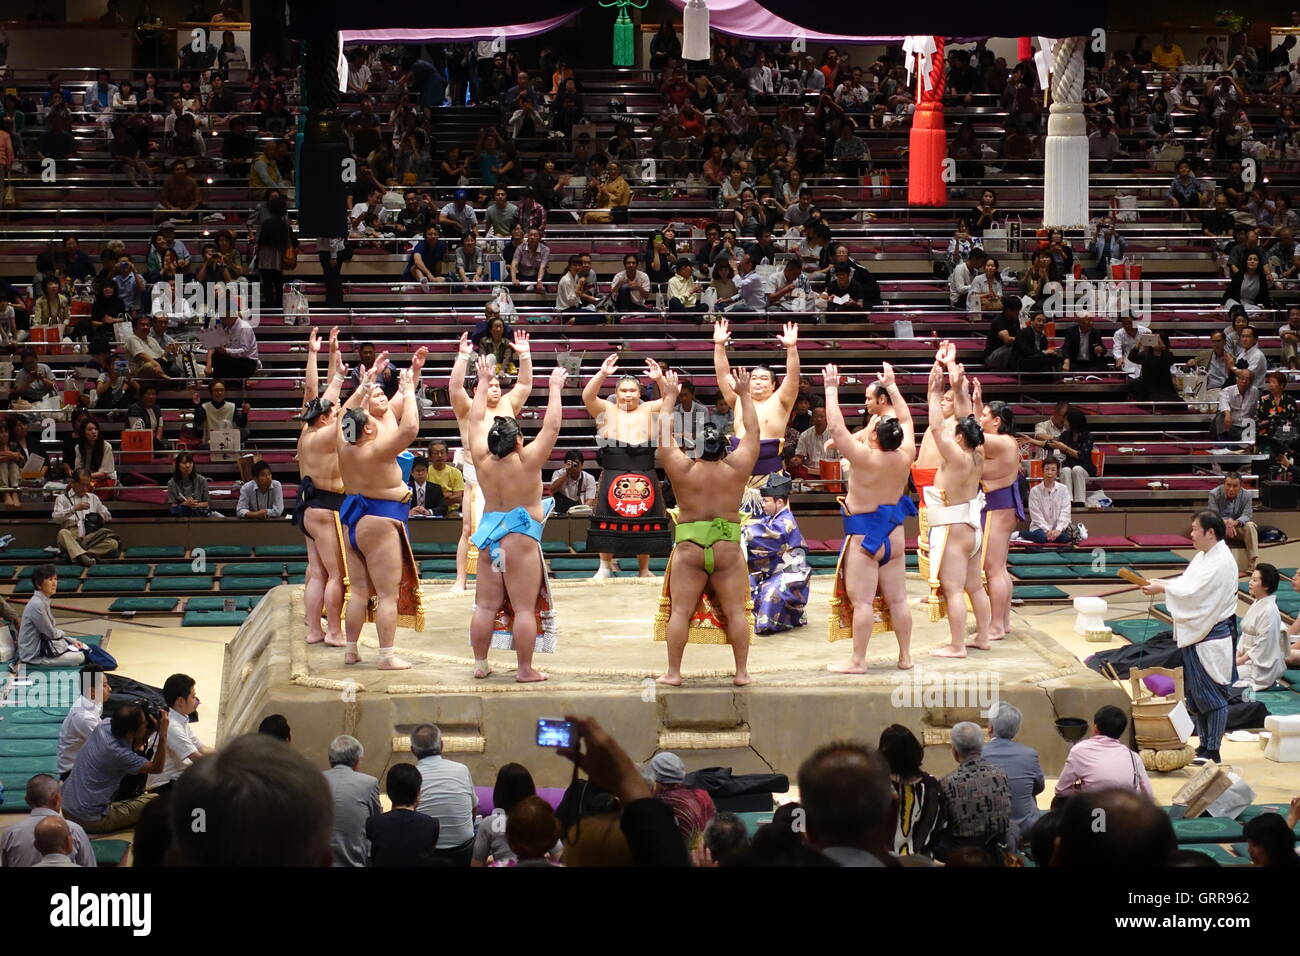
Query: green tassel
613 10 634 67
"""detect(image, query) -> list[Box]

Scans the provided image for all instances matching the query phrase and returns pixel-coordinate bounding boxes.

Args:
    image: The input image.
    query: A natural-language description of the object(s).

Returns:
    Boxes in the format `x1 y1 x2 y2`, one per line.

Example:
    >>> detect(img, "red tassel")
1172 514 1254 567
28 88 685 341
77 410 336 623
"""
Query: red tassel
908 37 946 207
1018 37 1033 62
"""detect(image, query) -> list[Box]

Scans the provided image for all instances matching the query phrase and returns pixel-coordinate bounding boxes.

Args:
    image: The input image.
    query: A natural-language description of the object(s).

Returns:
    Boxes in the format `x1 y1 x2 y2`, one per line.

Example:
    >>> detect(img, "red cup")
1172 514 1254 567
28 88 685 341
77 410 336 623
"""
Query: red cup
1110 263 1127 280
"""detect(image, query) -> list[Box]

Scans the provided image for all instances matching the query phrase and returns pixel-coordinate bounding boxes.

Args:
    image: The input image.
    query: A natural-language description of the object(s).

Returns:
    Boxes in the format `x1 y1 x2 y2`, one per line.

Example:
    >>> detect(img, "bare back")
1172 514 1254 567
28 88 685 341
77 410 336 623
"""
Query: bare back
663 455 752 524
981 433 1020 489
916 418 953 470
476 449 546 522
935 441 982 502
298 421 343 491
845 444 914 513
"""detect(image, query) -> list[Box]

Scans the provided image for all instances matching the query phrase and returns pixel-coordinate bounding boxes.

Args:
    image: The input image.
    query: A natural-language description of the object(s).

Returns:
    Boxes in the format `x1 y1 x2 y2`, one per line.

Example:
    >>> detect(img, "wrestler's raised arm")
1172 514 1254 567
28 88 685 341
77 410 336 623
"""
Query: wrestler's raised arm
522 366 568 471
879 362 915 457
388 346 427 424
582 353 618 418
642 357 666 412
342 353 382 412
506 329 533 413
929 359 964 466
449 333 476 418
821 363 870 471
466 355 495 463
372 367 421 458
322 327 344 407
712 318 737 409
728 368 760 476
656 368 690 477
775 322 801 410
304 326 322 404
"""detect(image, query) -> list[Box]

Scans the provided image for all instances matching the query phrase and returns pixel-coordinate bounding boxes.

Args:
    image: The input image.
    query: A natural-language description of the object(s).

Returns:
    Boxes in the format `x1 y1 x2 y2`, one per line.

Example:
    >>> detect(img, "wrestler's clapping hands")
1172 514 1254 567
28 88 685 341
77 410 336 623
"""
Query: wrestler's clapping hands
970 375 983 408
398 367 415 394
822 363 841 389
599 352 619 377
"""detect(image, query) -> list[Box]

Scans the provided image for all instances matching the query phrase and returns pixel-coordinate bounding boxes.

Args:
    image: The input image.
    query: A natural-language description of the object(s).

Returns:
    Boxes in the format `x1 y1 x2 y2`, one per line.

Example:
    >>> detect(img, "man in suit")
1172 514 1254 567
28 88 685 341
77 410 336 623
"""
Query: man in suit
1012 310 1065 373
1061 315 1108 372
408 456 447 518
367 763 441 866
322 735 381 867
981 702 1045 847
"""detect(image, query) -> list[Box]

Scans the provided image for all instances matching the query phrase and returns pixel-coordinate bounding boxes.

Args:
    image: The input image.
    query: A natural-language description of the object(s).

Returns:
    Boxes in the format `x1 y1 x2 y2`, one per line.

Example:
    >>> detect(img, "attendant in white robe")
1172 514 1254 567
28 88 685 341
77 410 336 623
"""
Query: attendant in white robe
1142 511 1240 764
1236 564 1286 691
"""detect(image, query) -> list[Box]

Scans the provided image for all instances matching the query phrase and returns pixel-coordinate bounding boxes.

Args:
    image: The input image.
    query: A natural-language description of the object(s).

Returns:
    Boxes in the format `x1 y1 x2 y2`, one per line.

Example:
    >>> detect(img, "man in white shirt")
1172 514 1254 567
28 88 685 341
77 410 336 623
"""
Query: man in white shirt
795 406 830 467
1028 401 1068 460
1187 330 1236 390
411 723 477 866
1235 325 1268 384
745 52 777 97
204 311 260 379
52 469 119 567
610 253 652 313
834 68 874 111
237 461 284 520
58 670 109 778
1024 458 1071 543
146 673 213 791
0 775 96 867
349 186 385 231
1112 315 1150 382
948 249 986 307
1214 368 1259 440
800 55 826 91
437 190 478 239
1142 511 1241 764
556 254 601 322
549 449 598 513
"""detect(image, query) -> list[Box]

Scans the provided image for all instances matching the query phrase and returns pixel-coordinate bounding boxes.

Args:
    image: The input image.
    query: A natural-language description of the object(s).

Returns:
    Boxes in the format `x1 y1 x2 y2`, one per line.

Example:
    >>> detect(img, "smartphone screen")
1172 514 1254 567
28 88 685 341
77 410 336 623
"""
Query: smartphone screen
536 718 574 748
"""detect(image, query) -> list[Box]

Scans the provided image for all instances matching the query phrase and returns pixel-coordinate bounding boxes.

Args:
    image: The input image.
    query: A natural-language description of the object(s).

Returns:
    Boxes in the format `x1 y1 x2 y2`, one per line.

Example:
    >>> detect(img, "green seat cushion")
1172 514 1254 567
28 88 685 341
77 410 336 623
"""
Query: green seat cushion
1107 618 1167 643
411 542 441 555
221 562 284 576
221 576 283 591
540 541 568 553
0 566 13 581
108 597 179 612
127 546 186 559
2 548 59 559
550 558 599 570
1255 690 1300 715
806 554 840 568
1008 550 1073 565
91 839 131 866
1011 565 1077 579
1276 596 1300 616
1179 843 1249 865
186 596 253 611
284 562 308 574
197 545 252 557
154 562 203 576
421 572 456 580
3 707 69 724
0 739 58 757
0 755 60 774
419 559 457 573
736 811 776 837
182 610 249 627
286 574 305 585
1171 817 1244 843
1282 669 1300 686
571 540 589 552
12 577 80 594
81 577 149 593
0 723 62 740
648 558 669 571
87 563 151 577
0 791 30 812
1066 565 1124 579
256 545 307 557
1127 550 1189 566
553 570 597 579
150 576 214 591
1013 585 1069 600
1238 804 1292 823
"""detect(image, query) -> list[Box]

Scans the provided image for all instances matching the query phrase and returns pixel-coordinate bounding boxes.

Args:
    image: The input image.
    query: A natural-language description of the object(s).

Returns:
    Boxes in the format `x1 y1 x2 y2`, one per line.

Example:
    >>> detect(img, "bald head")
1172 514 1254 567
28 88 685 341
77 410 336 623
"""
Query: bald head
1052 789 1175 867
796 742 895 851
34 815 72 857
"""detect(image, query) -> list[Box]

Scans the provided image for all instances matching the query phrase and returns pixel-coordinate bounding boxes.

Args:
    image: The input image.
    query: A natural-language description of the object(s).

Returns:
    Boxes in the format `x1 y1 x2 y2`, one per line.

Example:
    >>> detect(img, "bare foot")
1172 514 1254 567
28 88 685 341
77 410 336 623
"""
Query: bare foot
638 570 656 579
733 672 753 687
449 584 467 594
344 648 362 665
473 662 493 679
377 655 413 670
828 661 868 674
656 673 683 686
323 632 346 647
931 645 967 658
987 628 1007 641
897 656 914 670
965 640 992 651
305 631 325 645
516 668 548 683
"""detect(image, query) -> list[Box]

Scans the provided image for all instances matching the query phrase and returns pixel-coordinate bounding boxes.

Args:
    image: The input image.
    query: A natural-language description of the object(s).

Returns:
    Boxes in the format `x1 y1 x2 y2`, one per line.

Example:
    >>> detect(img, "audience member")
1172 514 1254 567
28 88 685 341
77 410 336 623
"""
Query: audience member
1055 705 1153 798
367 763 441 866
52 469 120 567
877 725 946 859
982 702 1045 845
236 461 284 520
937 722 1012 861
0 774 97 867
323 734 381 867
412 723 477 866
62 702 170 834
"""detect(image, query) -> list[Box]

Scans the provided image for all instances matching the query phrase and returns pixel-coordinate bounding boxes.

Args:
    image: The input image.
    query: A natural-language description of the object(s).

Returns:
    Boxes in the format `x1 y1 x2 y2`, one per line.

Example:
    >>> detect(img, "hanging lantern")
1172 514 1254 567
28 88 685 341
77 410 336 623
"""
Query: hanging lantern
599 0 648 67
682 0 710 62
905 36 946 207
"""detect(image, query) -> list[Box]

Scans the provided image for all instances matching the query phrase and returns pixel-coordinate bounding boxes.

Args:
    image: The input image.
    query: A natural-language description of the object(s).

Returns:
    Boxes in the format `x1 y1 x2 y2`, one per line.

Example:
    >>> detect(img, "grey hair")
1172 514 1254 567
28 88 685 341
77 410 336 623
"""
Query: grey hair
950 721 984 757
988 702 1022 740
328 734 364 767
25 773 61 809
410 723 443 759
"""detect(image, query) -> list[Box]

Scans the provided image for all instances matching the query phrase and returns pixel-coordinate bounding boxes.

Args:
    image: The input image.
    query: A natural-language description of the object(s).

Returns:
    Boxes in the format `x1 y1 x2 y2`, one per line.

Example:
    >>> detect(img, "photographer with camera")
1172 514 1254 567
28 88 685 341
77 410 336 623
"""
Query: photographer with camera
62 700 171 833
